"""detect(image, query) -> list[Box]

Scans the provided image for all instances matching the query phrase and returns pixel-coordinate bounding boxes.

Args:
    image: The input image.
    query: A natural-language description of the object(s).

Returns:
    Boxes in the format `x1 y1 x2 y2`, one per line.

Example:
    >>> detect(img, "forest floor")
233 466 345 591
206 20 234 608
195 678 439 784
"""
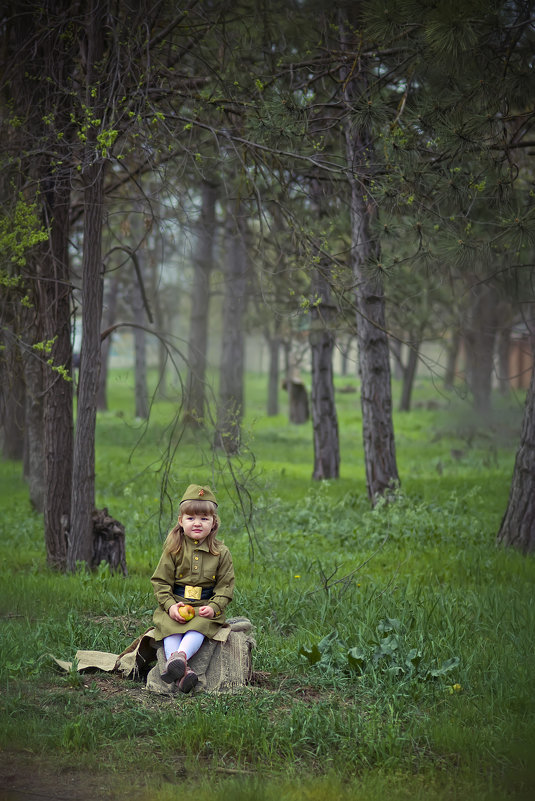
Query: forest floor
1 371 534 801
0 671 329 801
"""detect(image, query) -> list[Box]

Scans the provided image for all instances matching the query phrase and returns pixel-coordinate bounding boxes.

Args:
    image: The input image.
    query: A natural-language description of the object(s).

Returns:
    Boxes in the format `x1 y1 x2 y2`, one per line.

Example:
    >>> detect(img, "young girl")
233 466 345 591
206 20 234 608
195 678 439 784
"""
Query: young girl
151 483 234 693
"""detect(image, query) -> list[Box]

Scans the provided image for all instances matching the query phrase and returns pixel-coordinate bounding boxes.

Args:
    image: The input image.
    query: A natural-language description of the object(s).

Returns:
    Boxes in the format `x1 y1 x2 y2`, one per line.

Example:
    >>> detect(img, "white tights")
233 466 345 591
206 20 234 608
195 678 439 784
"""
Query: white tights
163 630 205 661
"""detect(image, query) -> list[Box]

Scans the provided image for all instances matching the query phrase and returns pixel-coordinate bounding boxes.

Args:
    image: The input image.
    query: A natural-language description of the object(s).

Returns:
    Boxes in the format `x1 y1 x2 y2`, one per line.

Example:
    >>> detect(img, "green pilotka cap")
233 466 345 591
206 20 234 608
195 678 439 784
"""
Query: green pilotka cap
179 484 218 506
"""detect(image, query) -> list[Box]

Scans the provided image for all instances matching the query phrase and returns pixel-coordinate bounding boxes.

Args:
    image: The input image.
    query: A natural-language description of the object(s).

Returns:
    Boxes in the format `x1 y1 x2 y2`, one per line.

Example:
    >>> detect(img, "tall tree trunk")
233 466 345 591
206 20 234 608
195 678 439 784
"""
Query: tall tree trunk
68 0 108 570
132 247 149 419
152 272 168 400
68 162 106 570
463 283 499 414
496 301 513 396
22 329 45 512
215 204 247 454
444 327 460 390
399 341 420 412
496 325 511 396
341 23 399 502
497 355 535 553
309 264 340 480
184 181 217 424
97 272 120 411
9 3 76 567
266 330 280 416
308 175 340 480
134 316 148 417
38 183 73 570
0 334 25 460
390 338 403 381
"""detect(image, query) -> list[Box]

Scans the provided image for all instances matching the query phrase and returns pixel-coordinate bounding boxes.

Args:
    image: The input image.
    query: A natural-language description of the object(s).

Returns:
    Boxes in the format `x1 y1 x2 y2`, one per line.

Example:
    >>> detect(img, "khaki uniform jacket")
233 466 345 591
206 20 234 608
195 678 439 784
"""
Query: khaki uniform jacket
151 536 234 641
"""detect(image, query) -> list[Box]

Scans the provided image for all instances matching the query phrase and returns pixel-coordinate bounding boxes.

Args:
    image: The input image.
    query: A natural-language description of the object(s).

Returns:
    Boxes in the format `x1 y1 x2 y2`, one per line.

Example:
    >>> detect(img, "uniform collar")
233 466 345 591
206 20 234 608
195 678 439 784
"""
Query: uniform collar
184 535 210 552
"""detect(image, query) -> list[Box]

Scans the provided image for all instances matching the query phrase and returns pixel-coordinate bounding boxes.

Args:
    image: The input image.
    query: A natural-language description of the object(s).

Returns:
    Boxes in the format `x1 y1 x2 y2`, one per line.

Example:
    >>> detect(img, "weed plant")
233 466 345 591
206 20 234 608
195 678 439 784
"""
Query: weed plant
0 369 534 800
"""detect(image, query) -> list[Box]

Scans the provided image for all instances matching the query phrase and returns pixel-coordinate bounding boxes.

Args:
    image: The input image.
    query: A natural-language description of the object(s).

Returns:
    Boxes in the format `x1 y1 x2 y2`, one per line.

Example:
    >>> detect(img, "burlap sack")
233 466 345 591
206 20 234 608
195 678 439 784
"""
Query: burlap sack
52 617 255 697
145 617 255 696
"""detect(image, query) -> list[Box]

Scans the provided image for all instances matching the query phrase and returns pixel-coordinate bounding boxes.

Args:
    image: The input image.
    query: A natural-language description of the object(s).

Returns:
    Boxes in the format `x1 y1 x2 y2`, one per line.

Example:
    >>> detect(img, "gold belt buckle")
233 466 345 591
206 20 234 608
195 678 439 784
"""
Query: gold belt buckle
184 585 202 601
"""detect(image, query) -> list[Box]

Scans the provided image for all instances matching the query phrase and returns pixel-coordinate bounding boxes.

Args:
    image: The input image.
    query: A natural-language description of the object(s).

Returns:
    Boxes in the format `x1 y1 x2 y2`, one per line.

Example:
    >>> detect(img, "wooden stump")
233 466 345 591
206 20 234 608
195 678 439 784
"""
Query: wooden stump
145 618 255 695
91 507 127 575
283 378 310 424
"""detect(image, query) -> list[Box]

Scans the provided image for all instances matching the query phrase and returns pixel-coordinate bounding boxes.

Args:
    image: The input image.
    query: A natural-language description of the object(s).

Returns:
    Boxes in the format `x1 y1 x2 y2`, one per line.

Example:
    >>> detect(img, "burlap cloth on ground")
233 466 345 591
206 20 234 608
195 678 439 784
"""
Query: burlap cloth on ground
52 617 255 696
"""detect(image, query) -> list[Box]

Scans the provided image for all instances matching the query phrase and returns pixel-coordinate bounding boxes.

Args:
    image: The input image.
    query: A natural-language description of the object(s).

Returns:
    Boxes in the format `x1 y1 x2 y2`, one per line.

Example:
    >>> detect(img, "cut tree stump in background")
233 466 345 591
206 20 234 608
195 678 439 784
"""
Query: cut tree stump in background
283 378 310 424
91 507 127 575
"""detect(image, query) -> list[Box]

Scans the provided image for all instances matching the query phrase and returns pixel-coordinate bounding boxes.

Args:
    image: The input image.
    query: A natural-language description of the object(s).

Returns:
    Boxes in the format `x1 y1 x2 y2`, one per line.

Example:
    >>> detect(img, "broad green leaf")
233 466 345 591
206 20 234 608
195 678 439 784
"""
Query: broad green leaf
429 656 460 678
347 647 366 673
299 643 322 664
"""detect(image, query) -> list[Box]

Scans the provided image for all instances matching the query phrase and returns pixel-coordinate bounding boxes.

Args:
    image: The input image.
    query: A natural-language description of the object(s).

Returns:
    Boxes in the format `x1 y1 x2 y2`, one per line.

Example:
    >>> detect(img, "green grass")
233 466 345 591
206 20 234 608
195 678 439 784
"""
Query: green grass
0 369 534 800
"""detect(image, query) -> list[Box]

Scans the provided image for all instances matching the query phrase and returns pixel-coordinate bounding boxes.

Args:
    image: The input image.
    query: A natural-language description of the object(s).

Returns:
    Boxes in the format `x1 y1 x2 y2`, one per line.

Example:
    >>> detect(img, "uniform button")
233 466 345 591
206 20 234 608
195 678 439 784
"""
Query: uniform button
194 556 199 560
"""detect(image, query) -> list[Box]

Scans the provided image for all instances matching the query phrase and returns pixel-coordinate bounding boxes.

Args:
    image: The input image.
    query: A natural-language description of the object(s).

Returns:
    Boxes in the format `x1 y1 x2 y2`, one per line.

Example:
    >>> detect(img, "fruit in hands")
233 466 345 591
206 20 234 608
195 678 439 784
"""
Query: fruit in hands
180 604 195 621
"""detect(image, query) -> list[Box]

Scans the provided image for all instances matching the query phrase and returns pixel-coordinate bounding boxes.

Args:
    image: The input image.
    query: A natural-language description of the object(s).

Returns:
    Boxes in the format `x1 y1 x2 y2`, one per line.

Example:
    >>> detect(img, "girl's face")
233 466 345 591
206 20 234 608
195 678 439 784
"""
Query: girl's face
179 513 213 542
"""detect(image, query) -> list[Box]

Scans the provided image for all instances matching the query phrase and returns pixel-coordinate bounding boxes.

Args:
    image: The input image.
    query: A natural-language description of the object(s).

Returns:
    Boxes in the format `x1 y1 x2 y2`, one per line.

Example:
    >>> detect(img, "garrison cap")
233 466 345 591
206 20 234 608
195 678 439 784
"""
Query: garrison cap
179 484 218 507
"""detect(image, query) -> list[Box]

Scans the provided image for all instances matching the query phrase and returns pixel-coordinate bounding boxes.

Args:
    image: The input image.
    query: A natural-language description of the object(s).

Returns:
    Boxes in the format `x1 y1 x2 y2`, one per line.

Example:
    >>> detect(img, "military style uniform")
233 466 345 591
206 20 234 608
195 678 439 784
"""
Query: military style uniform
151 536 234 641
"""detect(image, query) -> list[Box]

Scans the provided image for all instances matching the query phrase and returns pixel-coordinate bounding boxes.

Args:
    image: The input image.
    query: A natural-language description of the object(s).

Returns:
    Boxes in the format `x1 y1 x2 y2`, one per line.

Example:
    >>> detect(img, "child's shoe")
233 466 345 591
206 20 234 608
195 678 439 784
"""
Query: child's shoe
178 667 198 694
160 651 187 684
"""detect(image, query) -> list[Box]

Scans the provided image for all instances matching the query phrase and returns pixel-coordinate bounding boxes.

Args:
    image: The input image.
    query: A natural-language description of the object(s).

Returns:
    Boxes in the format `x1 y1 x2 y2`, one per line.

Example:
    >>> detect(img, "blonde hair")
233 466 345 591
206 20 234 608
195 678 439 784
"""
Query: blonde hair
164 499 220 556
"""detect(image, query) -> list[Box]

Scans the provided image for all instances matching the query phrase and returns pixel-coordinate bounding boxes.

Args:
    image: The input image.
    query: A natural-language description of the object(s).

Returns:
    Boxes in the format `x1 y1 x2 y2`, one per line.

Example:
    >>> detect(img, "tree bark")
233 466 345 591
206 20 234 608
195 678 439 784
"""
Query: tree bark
215 204 247 454
341 27 399 502
310 311 340 478
68 0 107 570
68 162 106 570
266 332 280 416
97 272 120 411
340 335 354 378
0 334 25 461
184 181 217 424
444 328 460 390
22 330 45 512
496 325 511 395
152 270 168 400
134 313 149 417
463 283 499 414
38 184 73 570
132 244 149 419
399 342 420 412
496 301 513 396
308 177 340 479
497 355 535 553
390 338 403 381
2 1 75 567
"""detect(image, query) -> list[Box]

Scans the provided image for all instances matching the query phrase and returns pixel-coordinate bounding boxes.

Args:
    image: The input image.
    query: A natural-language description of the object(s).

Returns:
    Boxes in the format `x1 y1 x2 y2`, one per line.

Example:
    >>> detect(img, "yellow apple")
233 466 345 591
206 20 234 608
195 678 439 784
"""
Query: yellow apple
180 604 195 621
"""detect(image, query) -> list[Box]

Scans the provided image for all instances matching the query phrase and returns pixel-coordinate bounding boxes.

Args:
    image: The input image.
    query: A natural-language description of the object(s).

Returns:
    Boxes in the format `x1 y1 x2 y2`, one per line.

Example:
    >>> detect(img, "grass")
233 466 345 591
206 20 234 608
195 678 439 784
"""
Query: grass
0 368 534 800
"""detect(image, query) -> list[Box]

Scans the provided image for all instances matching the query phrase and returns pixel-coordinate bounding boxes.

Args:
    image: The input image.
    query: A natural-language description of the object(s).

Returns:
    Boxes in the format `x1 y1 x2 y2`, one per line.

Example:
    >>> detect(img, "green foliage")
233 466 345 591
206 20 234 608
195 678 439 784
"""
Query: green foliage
0 196 48 268
300 620 460 684
31 337 72 382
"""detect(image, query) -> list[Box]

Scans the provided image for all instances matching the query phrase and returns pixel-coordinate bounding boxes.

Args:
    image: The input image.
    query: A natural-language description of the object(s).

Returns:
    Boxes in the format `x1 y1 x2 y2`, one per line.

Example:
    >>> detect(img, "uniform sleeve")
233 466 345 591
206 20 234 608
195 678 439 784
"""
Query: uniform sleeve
151 551 178 613
208 546 235 618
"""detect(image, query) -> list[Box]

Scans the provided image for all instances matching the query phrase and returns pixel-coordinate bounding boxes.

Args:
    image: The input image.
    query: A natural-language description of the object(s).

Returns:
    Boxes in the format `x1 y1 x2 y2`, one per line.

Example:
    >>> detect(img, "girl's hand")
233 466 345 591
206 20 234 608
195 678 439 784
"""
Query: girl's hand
198 605 215 619
169 602 186 621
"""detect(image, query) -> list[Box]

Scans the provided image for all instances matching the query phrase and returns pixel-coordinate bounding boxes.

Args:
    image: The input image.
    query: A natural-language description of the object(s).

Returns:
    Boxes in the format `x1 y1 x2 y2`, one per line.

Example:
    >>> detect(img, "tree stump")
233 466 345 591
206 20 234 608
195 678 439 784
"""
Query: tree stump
283 378 310 424
91 508 127 575
145 618 255 695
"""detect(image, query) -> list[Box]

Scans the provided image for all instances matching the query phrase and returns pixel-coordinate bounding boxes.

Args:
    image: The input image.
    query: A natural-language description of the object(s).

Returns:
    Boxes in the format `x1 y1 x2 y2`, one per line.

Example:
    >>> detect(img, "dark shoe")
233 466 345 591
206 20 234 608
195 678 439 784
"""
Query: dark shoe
160 651 187 684
178 667 198 694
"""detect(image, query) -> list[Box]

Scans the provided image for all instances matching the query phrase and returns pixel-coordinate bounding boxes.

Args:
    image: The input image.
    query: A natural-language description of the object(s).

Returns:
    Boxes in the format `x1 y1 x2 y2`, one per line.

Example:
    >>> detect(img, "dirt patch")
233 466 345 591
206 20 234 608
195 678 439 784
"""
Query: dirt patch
0 751 130 801
0 750 252 801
